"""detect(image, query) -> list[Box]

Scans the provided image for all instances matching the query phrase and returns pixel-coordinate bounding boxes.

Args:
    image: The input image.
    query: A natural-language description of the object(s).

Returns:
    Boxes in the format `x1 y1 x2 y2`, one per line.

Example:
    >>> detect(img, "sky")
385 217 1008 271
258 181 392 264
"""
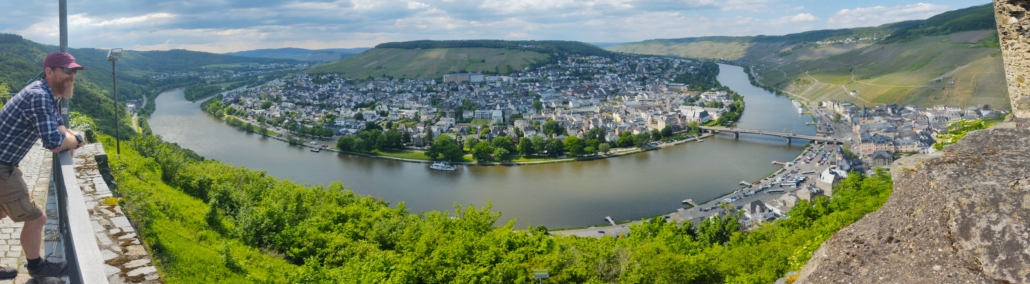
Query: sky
0 0 993 53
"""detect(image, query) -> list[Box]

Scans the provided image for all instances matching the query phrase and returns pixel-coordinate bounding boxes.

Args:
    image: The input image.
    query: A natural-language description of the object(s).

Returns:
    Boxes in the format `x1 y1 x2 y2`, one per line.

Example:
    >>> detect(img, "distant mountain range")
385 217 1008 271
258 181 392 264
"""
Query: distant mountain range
226 47 371 62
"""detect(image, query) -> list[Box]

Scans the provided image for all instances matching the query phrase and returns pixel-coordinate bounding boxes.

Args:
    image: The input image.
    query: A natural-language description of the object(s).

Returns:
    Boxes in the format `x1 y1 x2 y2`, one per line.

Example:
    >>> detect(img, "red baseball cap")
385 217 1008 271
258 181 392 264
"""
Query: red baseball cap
43 52 84 70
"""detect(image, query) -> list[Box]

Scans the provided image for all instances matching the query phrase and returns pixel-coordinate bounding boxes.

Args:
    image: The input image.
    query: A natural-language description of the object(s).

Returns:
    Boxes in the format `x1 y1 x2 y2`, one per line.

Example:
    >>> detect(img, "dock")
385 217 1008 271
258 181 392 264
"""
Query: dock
604 216 616 226
681 199 699 207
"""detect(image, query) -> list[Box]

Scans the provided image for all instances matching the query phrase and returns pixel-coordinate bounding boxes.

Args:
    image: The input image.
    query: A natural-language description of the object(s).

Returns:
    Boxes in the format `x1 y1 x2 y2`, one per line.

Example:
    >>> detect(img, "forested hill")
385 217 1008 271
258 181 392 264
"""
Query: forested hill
376 39 617 57
608 4 1007 109
226 47 371 62
615 4 995 52
0 33 295 140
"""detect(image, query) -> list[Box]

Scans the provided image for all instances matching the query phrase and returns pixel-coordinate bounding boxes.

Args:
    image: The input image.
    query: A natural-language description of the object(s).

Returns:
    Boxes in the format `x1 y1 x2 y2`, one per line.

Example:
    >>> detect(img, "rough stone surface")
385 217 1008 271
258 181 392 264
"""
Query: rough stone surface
797 126 1030 283
995 0 1030 118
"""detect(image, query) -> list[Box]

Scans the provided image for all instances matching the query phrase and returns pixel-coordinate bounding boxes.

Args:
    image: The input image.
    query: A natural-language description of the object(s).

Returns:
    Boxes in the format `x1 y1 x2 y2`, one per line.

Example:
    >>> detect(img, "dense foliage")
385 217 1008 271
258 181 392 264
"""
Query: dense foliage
933 116 1007 150
881 4 996 43
376 40 618 58
184 85 224 102
109 129 894 283
673 61 721 91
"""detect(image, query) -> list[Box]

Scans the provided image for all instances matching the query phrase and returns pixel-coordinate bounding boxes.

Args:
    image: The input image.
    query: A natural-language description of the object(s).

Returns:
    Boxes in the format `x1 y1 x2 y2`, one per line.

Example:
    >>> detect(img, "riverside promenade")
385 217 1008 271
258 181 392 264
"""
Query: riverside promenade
0 142 159 283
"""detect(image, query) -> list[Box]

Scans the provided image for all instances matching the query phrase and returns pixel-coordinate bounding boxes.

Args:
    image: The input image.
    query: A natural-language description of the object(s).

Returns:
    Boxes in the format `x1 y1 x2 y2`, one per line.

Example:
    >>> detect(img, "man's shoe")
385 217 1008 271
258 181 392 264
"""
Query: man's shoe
27 259 67 278
0 265 16 280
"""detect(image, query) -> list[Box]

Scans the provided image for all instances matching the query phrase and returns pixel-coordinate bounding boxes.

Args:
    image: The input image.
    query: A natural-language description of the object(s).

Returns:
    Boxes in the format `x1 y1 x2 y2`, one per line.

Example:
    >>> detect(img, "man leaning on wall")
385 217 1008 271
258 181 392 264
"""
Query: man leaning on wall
0 52 87 279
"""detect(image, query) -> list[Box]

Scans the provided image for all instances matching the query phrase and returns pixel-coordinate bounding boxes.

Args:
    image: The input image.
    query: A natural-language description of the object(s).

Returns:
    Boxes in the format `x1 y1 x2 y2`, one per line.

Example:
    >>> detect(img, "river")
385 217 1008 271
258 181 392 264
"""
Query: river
148 64 814 228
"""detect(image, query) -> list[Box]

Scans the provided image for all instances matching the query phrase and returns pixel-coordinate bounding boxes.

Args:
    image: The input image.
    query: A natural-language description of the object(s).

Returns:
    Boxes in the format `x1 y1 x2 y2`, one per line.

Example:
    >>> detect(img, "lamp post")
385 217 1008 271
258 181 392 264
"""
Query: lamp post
107 48 122 154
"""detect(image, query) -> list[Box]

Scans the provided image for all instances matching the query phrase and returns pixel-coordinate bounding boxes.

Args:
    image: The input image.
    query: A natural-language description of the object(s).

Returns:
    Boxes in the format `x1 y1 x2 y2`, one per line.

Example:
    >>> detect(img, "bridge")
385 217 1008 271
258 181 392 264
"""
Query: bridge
698 126 843 144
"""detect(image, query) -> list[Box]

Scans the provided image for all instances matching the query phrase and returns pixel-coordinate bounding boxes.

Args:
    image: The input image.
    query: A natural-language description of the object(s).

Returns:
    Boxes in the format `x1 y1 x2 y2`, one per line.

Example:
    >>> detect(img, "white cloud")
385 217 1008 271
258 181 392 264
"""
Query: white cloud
828 2 948 28
92 13 176 27
789 13 817 22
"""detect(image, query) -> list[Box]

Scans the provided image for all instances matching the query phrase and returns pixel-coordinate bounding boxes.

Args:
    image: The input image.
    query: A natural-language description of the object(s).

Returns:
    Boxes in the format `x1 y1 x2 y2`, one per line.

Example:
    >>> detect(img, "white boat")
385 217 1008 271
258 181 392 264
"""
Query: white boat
429 161 457 171
310 147 321 153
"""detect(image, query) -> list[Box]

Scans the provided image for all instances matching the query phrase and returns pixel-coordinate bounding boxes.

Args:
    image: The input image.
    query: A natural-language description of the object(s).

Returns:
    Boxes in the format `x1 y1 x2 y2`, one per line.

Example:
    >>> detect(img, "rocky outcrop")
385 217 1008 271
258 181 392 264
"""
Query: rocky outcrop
795 121 1030 283
996 0 1030 117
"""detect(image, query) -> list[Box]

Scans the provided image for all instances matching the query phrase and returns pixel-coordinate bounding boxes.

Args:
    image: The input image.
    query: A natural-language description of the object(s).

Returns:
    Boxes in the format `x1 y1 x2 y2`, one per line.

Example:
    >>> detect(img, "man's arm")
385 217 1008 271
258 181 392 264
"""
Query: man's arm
54 125 79 153
25 93 77 152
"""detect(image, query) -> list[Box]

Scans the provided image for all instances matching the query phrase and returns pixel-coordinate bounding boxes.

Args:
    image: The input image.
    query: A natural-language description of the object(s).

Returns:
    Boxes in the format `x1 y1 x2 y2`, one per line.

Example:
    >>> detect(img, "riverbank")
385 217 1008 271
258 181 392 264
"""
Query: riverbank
555 140 833 234
251 127 718 166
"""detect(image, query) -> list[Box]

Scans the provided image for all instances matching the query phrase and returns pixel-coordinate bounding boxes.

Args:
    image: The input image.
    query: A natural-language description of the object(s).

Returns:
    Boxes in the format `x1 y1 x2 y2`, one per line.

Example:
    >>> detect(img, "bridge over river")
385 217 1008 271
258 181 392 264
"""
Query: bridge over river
699 126 843 144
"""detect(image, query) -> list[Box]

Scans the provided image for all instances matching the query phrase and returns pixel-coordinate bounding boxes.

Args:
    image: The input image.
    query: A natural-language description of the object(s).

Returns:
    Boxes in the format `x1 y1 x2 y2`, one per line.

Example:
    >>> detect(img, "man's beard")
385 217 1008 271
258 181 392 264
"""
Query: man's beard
51 79 74 98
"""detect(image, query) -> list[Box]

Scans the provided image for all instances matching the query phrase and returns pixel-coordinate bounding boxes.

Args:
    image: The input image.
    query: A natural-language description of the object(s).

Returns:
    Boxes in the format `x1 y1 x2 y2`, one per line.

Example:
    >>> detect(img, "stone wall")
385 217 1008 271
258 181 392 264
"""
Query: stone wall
995 0 1030 117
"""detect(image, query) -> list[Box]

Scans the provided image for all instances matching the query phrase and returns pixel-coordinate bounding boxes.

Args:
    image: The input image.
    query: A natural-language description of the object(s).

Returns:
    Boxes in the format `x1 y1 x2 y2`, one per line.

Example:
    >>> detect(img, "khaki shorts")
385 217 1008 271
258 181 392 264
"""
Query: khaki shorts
0 164 43 222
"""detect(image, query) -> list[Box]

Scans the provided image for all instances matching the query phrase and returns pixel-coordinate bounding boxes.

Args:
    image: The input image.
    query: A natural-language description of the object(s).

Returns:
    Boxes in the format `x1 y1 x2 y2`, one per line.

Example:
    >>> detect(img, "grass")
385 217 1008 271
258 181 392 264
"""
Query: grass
308 48 548 79
104 137 297 282
376 150 430 161
513 156 562 163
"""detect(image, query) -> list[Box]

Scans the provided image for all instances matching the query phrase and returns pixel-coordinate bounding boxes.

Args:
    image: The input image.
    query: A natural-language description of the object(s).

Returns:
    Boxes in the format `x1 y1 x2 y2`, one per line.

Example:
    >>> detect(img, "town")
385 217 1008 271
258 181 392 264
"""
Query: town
211 55 736 156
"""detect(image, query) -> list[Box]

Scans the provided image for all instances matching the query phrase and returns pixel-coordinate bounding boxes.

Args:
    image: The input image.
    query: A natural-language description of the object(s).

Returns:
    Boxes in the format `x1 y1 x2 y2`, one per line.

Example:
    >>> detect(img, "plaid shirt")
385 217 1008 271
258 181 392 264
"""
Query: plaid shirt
0 80 66 165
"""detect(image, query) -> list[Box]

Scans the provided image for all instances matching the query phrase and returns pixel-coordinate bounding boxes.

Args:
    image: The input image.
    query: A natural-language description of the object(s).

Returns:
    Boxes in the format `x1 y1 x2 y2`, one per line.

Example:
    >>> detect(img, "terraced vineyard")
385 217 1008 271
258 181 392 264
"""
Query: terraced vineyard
608 4 1009 108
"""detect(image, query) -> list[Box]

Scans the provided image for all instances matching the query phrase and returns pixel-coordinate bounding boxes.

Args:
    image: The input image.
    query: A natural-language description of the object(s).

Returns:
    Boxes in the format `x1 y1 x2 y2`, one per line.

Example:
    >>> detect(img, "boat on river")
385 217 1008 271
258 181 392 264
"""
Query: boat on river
429 161 457 171
310 147 321 153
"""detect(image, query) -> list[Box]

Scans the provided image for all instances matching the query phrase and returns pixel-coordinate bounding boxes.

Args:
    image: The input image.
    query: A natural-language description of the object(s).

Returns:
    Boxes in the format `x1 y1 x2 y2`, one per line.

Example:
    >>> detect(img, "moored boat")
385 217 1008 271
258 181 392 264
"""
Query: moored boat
429 161 457 171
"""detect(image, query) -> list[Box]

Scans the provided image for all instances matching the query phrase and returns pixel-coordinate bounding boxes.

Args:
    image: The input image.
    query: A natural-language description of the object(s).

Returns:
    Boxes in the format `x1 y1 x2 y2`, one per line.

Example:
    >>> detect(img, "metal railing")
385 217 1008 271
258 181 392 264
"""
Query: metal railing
52 150 109 284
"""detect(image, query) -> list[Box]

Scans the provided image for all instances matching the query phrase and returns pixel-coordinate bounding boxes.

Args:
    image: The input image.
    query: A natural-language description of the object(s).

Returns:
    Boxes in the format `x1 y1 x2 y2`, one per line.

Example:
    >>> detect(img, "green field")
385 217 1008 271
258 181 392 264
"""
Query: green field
308 48 549 79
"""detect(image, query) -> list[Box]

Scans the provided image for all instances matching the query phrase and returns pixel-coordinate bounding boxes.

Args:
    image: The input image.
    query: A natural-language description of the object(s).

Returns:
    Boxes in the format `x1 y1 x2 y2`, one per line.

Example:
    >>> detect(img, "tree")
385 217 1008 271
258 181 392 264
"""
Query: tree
598 143 611 154
688 122 701 135
584 146 596 156
586 127 606 142
531 136 546 155
354 112 364 121
491 136 515 152
518 138 535 157
661 126 673 140
563 136 582 152
382 130 404 150
616 133 634 148
260 100 273 109
542 119 563 137
471 141 494 162
336 136 356 151
545 138 564 157
532 99 543 113
494 148 512 163
426 136 461 161
634 133 650 148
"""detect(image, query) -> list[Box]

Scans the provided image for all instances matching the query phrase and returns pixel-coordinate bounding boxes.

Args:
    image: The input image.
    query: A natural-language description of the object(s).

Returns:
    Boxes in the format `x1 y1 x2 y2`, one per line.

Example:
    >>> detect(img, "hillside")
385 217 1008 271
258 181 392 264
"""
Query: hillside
608 4 1007 108
308 47 549 79
308 40 620 79
0 33 295 138
226 47 370 62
